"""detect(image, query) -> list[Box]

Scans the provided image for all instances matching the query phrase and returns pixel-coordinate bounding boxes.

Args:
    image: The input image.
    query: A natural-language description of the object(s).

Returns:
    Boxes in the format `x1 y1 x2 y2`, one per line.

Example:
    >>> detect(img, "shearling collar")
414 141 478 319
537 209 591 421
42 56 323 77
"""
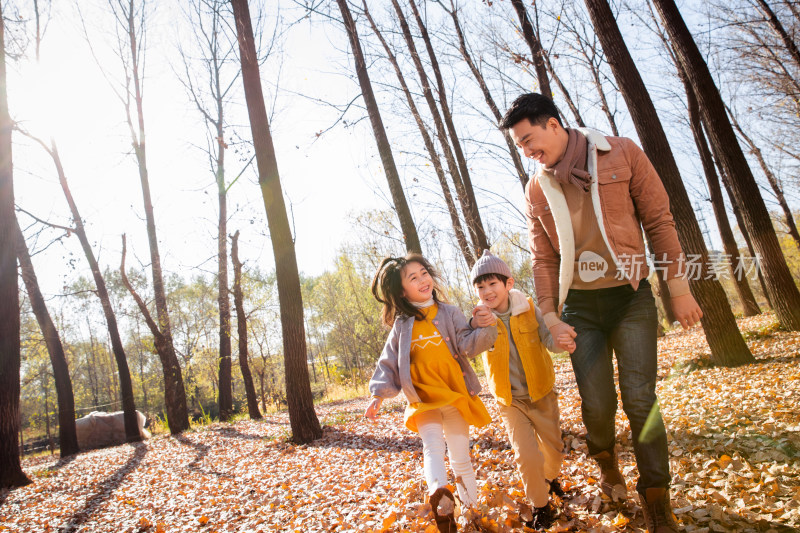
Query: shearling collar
578 127 612 151
508 289 531 317
535 128 620 310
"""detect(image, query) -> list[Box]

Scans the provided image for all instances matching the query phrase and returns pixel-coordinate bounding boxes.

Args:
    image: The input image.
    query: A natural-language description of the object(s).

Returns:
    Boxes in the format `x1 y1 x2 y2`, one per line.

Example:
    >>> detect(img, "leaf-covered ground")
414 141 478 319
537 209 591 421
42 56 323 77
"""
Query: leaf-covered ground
2 314 799 532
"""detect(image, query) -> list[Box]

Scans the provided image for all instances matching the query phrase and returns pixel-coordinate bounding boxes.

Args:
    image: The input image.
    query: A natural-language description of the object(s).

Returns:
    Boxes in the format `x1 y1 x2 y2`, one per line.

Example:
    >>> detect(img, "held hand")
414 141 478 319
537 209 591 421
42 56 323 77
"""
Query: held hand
671 293 703 329
549 321 577 353
557 333 577 354
471 304 497 328
364 397 382 422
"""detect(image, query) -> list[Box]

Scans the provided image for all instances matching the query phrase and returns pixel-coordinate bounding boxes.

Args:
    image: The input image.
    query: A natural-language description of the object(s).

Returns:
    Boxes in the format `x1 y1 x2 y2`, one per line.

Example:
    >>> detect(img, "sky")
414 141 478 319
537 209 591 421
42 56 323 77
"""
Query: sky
10 1 413 297
8 0 793 304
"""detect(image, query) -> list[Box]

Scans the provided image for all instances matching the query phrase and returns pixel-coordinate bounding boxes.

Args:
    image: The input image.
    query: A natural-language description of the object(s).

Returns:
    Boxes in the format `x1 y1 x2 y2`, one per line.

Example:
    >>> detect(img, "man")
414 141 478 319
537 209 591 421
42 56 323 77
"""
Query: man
499 93 701 533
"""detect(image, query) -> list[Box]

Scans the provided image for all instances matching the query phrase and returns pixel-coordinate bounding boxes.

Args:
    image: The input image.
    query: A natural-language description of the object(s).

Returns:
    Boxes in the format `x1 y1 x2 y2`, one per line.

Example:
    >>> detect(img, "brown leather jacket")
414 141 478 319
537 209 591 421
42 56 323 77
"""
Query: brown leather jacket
525 129 689 320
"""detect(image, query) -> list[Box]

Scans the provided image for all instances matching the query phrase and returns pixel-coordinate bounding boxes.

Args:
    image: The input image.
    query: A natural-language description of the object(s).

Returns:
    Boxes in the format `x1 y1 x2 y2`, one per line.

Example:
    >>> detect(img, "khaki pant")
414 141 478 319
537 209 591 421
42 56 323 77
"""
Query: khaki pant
497 390 565 508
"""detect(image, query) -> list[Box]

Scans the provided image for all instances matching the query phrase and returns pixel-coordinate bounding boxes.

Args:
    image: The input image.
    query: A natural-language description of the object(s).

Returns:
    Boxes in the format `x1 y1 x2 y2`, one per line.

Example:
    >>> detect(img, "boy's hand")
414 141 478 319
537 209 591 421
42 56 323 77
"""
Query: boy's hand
549 322 577 353
557 333 576 354
471 304 497 328
364 397 382 422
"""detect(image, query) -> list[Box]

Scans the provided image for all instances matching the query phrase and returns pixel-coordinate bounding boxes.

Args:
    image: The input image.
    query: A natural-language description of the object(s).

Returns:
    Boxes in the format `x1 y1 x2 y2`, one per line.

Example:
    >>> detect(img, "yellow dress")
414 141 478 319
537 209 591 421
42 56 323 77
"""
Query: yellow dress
404 304 492 433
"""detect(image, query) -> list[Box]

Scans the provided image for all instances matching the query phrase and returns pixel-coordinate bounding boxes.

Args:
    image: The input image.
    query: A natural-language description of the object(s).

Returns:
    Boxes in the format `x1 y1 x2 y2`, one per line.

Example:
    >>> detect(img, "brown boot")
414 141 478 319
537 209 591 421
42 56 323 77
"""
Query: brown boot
591 449 627 501
639 488 679 533
429 487 457 533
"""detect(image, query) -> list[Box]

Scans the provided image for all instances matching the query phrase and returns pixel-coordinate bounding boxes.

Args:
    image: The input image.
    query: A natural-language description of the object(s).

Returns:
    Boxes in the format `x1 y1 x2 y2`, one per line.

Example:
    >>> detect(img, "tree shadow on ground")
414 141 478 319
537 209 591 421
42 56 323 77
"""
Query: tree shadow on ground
211 426 269 441
173 434 234 479
310 426 421 453
61 442 147 532
45 453 79 473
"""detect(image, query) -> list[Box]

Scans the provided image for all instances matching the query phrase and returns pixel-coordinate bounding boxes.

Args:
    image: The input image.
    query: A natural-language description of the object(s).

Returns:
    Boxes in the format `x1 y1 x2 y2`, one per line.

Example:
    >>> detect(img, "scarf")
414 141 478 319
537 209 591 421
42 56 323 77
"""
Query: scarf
543 128 592 192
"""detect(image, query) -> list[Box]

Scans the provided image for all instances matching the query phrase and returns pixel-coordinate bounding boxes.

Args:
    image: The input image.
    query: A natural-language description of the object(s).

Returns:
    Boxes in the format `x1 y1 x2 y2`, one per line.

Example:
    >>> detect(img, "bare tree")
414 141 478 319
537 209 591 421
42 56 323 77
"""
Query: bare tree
406 0 490 252
0 1 31 487
15 220 80 456
651 0 800 330
178 0 241 421
391 0 488 254
638 4 763 316
334 0 421 254
20 135 142 442
753 0 800 71
584 0 755 366
231 231 262 420
725 105 800 251
362 1 473 266
107 0 190 431
441 0 528 188
231 0 322 443
510 0 552 98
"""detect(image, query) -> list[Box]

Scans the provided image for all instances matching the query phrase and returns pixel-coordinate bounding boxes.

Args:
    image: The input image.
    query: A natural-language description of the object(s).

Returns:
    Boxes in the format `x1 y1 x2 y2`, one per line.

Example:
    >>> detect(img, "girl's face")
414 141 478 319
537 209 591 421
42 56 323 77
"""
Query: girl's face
401 261 434 304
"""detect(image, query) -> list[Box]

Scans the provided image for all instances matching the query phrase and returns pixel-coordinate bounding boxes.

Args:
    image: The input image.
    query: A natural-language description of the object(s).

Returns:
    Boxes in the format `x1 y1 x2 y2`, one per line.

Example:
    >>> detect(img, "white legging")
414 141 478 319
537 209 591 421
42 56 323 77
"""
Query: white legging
415 404 478 508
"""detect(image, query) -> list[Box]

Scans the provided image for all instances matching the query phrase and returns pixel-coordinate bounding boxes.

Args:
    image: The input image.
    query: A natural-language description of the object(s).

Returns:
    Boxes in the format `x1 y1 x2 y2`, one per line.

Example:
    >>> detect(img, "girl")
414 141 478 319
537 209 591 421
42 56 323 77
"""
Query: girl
364 254 498 533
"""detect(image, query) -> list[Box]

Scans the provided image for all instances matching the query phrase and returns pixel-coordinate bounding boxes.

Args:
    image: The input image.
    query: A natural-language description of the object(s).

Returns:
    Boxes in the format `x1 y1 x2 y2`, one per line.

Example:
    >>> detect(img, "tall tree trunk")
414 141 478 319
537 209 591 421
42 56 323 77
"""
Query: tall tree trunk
679 80 762 316
754 0 800 71
216 117 232 423
725 105 800 251
334 0 420 253
390 0 483 254
445 0 528 189
0 4 31 486
231 231 261 420
651 0 800 330
363 1 474 267
27 138 140 442
232 0 322 443
15 221 79 457
718 165 773 309
584 0 755 366
407 0 489 254
510 0 552 98
510 0 585 127
119 237 187 434
574 33 619 135
117 0 190 432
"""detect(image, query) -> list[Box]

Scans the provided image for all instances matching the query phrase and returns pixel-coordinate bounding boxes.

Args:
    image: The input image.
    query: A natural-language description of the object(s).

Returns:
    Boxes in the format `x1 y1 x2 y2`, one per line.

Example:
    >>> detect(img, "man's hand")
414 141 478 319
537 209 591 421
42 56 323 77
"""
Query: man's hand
671 293 702 329
549 321 577 353
556 332 576 354
364 397 382 422
471 304 497 328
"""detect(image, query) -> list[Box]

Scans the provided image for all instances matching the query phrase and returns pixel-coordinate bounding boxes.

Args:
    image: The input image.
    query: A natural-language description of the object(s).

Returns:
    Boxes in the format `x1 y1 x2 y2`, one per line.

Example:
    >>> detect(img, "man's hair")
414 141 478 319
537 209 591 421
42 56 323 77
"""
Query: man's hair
473 272 509 286
499 93 563 131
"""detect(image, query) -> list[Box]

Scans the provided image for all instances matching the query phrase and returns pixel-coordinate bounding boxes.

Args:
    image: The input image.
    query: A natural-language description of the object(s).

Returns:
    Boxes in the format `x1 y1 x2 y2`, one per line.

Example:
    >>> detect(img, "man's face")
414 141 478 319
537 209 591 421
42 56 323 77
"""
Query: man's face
509 117 568 168
474 276 514 314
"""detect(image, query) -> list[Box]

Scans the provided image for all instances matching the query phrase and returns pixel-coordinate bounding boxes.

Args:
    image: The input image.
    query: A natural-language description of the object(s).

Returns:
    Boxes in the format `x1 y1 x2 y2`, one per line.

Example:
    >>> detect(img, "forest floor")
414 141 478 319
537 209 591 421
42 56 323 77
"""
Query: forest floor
2 314 799 533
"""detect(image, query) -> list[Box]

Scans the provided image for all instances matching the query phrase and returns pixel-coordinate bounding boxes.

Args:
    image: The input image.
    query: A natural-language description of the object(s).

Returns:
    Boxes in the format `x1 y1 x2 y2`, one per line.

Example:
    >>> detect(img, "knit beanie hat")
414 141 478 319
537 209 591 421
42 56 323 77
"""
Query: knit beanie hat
470 249 512 284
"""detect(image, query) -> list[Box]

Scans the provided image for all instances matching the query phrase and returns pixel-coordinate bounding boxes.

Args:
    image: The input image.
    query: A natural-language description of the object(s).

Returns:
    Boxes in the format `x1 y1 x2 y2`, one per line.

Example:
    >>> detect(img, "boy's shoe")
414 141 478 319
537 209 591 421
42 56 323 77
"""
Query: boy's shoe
524 500 558 531
638 488 679 533
548 479 565 498
591 448 628 501
429 487 457 533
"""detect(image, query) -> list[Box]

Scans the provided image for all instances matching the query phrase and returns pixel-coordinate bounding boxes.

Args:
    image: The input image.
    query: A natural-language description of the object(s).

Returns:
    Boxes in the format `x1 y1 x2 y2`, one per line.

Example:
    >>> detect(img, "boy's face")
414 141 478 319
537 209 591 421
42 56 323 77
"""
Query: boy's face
474 276 514 314
509 117 568 168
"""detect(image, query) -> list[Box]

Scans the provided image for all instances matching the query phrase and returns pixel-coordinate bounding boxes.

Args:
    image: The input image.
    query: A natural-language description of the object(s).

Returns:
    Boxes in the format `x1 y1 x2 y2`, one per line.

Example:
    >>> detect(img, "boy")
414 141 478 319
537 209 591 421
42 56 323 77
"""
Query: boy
469 250 574 530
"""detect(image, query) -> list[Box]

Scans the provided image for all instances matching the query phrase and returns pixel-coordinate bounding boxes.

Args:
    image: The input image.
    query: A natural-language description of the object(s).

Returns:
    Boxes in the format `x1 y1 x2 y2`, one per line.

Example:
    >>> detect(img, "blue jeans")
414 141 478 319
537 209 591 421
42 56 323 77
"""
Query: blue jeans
560 279 670 492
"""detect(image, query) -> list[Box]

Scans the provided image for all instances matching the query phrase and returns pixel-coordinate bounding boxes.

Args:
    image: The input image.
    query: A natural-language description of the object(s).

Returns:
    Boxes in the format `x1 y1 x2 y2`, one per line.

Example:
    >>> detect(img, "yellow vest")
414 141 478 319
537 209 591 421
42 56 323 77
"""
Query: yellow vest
481 296 555 406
